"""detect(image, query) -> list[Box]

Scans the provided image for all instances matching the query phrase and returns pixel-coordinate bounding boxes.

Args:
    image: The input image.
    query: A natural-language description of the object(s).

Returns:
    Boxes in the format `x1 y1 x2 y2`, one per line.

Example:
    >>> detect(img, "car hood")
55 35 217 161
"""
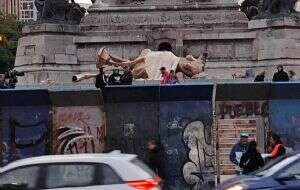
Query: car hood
218 175 278 190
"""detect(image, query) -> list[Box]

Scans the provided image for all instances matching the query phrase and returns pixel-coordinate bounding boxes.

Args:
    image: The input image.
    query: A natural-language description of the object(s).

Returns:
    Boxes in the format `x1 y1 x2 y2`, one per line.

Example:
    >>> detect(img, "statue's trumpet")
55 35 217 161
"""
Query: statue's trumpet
72 73 98 82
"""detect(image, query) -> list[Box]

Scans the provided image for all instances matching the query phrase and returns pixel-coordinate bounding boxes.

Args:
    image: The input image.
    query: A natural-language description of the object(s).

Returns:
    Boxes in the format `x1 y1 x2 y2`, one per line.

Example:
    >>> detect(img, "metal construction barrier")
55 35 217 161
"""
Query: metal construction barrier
0 89 50 166
1 82 300 188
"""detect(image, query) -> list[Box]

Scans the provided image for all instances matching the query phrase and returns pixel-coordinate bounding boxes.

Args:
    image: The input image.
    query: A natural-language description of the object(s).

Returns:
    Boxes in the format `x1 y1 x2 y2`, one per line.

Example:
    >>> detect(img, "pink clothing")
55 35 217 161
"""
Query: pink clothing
160 72 170 84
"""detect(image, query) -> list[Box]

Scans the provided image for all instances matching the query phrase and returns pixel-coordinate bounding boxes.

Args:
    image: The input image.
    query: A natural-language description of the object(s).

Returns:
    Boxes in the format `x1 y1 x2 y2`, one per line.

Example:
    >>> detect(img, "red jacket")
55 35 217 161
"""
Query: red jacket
270 144 286 159
160 72 169 84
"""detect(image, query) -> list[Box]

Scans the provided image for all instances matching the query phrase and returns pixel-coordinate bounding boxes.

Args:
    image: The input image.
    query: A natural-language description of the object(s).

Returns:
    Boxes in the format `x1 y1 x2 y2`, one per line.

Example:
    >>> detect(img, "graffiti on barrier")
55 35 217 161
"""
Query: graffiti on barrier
160 115 214 189
123 123 136 137
218 101 268 119
216 101 269 175
182 121 214 189
53 107 105 154
1 118 49 165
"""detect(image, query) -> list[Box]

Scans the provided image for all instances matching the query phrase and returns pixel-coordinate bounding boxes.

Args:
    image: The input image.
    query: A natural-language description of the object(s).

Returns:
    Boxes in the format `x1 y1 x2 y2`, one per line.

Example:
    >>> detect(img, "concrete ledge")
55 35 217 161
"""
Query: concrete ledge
185 32 256 40
74 35 147 43
88 3 239 13
22 23 81 35
15 64 97 72
75 31 255 44
249 16 300 30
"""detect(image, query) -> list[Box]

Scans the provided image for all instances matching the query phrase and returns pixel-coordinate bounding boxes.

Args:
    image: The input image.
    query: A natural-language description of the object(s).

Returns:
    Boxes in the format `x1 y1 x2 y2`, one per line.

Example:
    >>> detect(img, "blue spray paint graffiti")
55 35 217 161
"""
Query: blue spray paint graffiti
269 100 300 150
1 106 49 165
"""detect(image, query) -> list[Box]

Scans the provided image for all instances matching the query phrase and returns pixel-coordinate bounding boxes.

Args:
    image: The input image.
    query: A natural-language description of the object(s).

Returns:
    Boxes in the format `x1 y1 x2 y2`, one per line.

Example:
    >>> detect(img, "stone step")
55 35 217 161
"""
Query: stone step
220 160 233 165
220 170 236 175
219 138 256 144
218 127 257 133
218 124 257 129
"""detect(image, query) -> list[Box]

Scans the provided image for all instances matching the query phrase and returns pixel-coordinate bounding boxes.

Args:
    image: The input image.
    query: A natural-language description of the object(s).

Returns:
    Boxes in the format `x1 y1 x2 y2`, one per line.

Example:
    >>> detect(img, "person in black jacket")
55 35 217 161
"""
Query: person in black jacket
272 65 289 82
239 141 264 174
146 139 166 179
254 71 265 82
120 69 133 85
108 69 122 85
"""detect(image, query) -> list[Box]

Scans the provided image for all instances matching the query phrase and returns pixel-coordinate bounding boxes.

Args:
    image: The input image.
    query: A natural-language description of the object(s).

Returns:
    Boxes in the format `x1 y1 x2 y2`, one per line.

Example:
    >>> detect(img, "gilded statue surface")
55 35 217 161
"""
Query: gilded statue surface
96 48 208 80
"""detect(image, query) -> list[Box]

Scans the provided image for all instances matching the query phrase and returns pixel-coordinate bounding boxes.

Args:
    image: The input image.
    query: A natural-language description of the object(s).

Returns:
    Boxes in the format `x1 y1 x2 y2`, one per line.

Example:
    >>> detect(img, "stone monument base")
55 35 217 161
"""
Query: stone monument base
248 16 300 78
15 23 95 85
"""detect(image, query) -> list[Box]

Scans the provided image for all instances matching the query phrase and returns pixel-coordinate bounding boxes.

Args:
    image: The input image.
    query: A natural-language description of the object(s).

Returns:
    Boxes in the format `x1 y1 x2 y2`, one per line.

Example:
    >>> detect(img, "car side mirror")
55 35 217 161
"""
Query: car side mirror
0 183 28 190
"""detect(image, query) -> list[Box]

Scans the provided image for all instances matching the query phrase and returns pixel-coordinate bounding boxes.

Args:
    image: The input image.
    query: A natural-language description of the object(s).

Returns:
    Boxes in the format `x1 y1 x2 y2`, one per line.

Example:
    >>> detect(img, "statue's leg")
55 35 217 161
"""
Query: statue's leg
108 57 145 70
97 48 133 68
131 63 148 79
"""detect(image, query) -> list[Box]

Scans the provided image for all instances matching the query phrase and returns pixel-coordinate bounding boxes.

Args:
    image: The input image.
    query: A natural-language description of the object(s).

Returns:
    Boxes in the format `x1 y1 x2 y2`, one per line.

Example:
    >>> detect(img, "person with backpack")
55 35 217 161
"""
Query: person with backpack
239 141 264 174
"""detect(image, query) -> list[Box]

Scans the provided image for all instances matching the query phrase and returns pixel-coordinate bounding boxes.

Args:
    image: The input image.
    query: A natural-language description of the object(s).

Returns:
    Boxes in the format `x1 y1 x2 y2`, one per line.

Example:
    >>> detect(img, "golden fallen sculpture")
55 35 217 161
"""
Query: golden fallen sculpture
72 48 208 83
97 48 208 80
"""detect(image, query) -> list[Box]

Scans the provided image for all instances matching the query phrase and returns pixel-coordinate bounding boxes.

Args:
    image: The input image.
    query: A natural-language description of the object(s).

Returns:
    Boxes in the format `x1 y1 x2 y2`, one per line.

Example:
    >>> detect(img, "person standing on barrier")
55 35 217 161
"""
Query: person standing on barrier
272 65 289 82
108 69 122 85
230 133 249 175
167 70 179 84
160 67 169 84
254 71 265 82
288 70 298 81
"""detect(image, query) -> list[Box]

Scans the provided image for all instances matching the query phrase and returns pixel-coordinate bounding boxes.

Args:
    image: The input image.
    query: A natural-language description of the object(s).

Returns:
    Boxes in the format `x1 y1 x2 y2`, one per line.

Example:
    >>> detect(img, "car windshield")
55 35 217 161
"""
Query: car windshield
251 155 299 177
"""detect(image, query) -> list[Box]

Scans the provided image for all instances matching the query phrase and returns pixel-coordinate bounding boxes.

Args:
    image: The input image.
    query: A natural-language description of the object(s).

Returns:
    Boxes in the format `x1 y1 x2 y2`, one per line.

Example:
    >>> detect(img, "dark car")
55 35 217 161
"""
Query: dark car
218 151 300 190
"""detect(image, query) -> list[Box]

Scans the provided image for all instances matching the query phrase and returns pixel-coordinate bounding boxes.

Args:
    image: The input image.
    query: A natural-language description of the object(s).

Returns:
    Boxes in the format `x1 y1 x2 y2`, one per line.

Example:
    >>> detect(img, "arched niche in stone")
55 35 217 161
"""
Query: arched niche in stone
158 42 173 52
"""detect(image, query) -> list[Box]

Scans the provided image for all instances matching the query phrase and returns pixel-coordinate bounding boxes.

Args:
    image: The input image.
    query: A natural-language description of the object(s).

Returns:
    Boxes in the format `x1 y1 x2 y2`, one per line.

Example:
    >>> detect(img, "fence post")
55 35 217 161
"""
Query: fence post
212 82 220 185
0 108 2 166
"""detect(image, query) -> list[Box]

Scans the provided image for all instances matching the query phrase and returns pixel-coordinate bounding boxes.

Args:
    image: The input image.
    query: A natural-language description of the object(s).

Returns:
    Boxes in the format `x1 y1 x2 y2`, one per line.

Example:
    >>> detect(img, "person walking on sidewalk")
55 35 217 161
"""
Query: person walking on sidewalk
146 139 166 179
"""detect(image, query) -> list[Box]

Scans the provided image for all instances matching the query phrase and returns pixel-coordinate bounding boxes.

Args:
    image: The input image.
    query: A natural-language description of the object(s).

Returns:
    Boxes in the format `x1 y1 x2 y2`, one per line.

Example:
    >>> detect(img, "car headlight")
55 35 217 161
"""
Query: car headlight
225 184 244 190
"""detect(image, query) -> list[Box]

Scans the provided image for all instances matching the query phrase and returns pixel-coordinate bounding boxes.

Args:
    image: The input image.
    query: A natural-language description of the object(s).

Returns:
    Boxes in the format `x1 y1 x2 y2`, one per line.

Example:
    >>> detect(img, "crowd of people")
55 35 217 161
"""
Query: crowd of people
146 132 287 181
230 132 286 175
254 65 298 82
159 64 298 84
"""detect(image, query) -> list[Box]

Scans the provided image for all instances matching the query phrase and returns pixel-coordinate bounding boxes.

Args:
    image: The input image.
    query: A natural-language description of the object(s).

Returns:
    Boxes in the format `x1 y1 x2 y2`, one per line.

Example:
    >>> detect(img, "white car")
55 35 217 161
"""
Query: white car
0 152 161 190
